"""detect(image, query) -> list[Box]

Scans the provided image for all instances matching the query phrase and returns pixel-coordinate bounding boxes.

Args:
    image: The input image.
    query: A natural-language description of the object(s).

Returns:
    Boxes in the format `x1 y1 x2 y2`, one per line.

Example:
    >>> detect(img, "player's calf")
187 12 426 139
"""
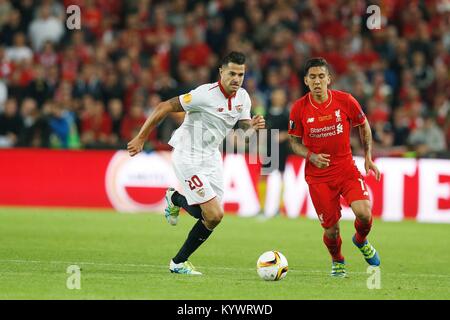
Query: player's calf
171 219 213 268
351 200 373 244
323 233 345 263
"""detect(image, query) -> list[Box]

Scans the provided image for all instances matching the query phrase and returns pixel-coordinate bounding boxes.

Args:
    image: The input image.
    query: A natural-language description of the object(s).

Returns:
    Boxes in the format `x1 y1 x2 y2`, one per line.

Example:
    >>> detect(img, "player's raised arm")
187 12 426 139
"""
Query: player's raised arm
127 97 184 157
357 119 381 180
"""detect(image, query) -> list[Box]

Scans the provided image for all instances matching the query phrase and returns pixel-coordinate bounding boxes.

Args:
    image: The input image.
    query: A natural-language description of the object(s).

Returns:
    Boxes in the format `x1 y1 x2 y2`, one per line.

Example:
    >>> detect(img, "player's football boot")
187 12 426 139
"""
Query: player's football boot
164 187 180 226
169 260 202 275
331 261 347 277
352 235 381 266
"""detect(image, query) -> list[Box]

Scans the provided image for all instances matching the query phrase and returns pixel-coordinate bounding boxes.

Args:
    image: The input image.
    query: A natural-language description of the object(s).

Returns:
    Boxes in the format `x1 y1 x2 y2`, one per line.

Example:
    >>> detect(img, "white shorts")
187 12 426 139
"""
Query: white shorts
172 149 224 205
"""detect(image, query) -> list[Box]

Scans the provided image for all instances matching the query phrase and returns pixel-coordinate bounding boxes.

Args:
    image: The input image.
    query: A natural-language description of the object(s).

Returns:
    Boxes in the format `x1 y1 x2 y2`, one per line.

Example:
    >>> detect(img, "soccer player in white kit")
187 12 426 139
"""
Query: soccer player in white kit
127 52 265 274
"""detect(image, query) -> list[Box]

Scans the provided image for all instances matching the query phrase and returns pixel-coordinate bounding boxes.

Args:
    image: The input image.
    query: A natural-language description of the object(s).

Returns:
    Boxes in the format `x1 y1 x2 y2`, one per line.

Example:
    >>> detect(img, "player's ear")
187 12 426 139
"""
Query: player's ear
304 76 308 86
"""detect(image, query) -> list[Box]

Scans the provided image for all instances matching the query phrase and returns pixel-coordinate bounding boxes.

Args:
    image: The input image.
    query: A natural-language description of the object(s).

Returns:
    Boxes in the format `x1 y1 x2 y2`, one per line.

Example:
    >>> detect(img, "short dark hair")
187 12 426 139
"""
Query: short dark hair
220 51 246 67
304 57 330 75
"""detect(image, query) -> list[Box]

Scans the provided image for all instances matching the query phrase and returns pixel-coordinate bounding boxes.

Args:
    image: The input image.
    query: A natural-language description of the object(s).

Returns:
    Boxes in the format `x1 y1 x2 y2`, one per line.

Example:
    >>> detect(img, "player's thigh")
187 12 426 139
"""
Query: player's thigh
340 176 372 220
208 163 224 202
308 182 341 229
201 152 224 201
340 175 370 206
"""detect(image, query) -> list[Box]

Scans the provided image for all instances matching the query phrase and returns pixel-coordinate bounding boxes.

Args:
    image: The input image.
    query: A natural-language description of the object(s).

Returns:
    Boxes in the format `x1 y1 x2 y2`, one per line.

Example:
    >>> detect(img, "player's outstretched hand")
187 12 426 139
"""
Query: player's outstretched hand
251 115 265 130
365 157 381 181
127 136 145 157
309 153 330 169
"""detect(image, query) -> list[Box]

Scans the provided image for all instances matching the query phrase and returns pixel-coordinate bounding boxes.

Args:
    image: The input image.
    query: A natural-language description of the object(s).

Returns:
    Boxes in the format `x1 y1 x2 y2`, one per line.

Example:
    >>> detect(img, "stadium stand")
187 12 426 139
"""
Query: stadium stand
0 0 448 158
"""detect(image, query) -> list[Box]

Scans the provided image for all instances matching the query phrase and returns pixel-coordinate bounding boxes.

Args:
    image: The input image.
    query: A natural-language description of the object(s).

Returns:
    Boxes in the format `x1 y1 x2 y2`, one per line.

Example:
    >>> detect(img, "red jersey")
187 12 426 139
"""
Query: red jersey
288 90 366 184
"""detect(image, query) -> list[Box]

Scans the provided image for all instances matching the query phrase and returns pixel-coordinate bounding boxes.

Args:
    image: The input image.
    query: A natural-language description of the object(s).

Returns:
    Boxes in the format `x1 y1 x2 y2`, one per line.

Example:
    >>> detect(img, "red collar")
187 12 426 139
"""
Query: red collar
218 81 236 99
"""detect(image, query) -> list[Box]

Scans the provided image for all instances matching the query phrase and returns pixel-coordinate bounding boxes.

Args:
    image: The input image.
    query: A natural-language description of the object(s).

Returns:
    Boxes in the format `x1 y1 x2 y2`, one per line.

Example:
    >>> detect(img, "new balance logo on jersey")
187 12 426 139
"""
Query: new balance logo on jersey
217 107 224 112
335 109 342 122
235 104 243 112
337 123 343 134
307 117 315 123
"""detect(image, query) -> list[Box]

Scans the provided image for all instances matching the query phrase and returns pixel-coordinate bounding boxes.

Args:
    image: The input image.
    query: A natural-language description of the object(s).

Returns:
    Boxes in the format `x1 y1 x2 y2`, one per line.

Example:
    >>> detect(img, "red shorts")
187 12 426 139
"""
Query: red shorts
308 175 370 228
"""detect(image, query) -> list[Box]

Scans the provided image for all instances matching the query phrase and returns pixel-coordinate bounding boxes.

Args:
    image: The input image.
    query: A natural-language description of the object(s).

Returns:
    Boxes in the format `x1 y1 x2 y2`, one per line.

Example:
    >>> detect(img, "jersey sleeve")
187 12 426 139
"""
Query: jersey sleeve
178 85 206 112
288 101 304 138
239 90 252 120
347 94 366 127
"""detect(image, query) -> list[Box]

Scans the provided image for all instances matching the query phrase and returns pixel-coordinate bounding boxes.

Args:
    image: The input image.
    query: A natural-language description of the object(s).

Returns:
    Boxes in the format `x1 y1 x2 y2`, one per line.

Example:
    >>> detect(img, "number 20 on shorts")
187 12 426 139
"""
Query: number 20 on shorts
185 175 203 190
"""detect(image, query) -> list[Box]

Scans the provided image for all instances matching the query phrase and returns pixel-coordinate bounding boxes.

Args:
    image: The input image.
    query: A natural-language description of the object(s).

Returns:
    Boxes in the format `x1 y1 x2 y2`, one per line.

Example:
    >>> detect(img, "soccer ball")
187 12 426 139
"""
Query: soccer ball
256 251 289 281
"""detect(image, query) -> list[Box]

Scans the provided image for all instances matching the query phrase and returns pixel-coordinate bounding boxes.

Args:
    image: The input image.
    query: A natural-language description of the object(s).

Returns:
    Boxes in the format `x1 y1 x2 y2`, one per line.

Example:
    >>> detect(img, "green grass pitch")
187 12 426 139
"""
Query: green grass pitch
0 207 449 300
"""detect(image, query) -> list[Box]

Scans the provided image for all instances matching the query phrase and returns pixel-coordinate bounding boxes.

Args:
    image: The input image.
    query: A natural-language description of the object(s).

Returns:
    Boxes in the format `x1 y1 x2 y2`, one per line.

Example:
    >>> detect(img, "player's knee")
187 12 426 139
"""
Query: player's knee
204 209 224 228
210 210 224 225
354 203 372 223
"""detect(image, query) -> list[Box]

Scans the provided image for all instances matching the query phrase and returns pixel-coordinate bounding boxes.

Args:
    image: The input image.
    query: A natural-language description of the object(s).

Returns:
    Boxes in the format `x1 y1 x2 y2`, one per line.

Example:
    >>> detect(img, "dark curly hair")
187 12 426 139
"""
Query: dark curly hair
304 57 330 75
220 51 246 67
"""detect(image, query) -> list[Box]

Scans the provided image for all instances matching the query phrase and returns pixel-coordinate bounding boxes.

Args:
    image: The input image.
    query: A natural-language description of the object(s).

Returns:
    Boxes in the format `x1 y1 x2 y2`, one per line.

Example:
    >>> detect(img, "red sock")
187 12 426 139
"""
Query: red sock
323 234 345 262
354 217 373 245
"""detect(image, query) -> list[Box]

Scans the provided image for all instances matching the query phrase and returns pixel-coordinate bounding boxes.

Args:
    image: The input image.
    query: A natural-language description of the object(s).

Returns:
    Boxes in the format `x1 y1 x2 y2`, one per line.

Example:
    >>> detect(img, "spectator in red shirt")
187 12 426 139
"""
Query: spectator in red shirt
179 29 211 68
120 103 161 150
80 96 112 148
60 45 80 83
351 38 380 72
316 6 349 41
36 40 58 69
316 37 348 75
142 5 175 53
71 31 93 64
296 17 322 55
402 87 426 131
120 104 154 145
82 0 102 37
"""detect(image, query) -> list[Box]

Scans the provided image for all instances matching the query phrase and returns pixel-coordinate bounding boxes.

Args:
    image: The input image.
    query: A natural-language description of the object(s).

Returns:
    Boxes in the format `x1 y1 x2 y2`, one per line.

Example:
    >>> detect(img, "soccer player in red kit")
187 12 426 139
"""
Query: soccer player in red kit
288 58 381 277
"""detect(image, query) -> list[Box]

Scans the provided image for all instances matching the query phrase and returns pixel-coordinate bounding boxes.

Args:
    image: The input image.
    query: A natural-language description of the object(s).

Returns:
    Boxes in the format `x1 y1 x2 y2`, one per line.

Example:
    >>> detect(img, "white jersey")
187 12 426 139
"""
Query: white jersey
168 82 252 159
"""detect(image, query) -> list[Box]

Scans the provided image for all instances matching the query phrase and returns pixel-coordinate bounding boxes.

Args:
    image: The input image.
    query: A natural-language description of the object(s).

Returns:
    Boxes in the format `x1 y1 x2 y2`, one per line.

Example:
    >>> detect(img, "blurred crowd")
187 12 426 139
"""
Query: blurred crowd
0 0 449 158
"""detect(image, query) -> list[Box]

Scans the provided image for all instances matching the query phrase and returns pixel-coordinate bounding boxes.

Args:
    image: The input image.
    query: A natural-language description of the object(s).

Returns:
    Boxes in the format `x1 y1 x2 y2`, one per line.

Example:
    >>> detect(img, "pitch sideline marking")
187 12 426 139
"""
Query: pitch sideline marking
1 259 450 279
